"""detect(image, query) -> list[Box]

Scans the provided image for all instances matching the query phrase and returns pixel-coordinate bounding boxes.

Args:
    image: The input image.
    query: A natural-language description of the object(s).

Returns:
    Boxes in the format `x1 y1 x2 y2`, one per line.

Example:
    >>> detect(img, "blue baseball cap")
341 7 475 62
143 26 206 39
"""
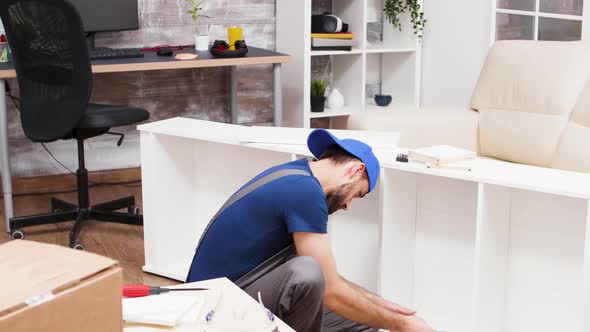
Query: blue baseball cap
307 128 380 192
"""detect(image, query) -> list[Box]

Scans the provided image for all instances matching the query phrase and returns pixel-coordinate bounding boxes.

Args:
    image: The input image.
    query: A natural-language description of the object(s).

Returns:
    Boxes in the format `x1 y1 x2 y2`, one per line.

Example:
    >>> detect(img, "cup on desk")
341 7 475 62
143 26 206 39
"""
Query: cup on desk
227 26 243 50
0 42 10 62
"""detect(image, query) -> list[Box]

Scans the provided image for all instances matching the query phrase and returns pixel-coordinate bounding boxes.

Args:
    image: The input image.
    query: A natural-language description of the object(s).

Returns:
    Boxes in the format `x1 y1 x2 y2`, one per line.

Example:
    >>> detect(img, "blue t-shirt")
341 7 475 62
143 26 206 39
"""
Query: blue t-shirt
186 158 328 282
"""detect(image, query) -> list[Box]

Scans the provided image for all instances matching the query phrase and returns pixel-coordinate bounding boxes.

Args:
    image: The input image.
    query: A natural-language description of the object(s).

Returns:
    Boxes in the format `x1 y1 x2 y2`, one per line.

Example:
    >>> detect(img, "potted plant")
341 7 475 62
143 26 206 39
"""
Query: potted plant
384 0 427 39
186 0 210 51
311 80 327 113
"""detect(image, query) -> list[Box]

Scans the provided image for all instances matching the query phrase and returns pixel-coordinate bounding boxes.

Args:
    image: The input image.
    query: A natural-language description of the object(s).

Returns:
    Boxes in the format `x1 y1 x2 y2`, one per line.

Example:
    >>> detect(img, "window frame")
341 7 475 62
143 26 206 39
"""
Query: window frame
491 0 589 42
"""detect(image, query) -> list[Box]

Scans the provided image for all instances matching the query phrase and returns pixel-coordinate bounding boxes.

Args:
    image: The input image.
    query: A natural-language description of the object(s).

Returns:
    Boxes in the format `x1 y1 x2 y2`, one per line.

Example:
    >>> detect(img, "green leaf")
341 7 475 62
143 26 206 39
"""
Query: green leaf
311 80 327 97
383 0 426 39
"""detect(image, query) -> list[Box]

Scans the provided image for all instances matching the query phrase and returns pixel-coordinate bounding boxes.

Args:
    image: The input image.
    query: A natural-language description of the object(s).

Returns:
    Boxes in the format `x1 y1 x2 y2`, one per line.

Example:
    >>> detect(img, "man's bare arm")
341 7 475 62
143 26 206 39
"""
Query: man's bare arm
293 232 404 330
340 277 416 316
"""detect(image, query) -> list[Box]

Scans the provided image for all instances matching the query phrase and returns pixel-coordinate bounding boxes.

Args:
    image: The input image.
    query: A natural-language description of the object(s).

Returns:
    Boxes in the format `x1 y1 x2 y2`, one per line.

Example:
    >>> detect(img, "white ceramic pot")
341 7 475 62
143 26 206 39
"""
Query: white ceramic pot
326 88 345 109
194 34 210 51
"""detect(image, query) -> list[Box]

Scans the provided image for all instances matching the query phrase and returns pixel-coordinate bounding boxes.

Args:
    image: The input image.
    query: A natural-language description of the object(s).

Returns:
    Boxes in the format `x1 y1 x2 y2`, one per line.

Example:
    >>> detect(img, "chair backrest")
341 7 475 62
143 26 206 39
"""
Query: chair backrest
0 0 92 142
470 40 590 170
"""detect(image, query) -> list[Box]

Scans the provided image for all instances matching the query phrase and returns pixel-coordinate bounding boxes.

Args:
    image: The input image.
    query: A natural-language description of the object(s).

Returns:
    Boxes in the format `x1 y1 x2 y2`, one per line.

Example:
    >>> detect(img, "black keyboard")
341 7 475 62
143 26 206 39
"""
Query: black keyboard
89 47 144 60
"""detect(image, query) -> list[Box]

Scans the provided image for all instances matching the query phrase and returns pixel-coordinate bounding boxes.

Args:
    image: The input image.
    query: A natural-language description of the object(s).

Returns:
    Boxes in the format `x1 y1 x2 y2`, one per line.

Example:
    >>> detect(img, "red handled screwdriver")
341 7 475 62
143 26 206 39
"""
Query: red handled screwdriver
123 284 209 298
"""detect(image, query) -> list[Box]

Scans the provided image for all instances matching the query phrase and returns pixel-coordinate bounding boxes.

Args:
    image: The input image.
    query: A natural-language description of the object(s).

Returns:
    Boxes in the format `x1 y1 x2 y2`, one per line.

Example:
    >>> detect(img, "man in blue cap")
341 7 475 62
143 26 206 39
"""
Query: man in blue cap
187 129 433 332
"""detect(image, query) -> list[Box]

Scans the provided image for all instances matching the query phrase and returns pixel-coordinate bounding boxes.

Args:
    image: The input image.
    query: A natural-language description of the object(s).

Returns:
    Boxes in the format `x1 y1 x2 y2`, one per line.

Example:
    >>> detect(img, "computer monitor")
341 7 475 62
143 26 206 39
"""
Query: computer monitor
69 0 139 33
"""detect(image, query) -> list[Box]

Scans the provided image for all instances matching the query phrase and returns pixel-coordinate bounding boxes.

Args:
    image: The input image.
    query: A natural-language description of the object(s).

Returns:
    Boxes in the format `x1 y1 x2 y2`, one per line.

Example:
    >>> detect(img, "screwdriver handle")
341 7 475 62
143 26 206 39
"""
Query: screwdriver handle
123 284 169 297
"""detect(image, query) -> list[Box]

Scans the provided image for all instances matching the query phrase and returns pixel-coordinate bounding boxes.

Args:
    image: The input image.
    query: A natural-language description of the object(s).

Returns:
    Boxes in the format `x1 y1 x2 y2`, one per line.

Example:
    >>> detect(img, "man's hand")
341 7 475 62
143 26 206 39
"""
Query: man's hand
294 231 434 330
391 315 434 332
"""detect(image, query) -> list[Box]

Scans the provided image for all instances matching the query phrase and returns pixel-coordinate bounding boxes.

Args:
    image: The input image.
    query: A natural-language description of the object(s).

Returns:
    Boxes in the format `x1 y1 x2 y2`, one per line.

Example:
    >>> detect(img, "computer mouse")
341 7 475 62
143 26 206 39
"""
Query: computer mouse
157 48 173 56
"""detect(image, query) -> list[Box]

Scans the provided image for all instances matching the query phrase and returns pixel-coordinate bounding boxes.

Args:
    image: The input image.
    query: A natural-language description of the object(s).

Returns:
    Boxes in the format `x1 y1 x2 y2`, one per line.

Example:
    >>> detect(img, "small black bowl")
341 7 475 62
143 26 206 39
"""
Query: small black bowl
374 94 392 107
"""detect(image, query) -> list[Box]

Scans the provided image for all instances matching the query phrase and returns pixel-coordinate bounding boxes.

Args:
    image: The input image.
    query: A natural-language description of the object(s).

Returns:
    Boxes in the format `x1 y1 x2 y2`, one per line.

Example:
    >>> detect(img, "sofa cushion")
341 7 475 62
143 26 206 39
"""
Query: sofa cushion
552 79 590 172
478 108 568 167
471 40 590 115
347 107 479 150
551 123 590 172
471 40 590 166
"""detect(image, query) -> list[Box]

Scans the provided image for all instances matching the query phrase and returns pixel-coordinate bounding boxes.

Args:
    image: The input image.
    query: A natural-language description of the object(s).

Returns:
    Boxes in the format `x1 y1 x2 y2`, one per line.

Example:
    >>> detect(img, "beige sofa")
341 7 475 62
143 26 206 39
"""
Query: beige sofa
348 40 590 173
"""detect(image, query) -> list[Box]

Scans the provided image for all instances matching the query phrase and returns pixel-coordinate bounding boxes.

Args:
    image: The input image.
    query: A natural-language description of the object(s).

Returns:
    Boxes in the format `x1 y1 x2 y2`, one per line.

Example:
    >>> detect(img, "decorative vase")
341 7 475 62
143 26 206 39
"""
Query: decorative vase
194 34 210 51
311 96 326 113
326 88 344 109
374 94 392 107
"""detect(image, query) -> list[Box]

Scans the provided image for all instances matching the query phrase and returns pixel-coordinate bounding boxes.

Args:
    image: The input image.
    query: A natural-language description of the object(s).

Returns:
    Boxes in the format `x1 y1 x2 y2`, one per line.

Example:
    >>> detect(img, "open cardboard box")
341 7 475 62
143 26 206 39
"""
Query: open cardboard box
0 240 123 332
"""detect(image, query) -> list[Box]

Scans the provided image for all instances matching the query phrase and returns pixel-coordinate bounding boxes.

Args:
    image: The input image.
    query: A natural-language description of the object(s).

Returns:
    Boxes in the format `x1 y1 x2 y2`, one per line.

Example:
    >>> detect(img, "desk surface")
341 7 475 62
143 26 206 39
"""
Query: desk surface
124 278 294 332
0 47 290 78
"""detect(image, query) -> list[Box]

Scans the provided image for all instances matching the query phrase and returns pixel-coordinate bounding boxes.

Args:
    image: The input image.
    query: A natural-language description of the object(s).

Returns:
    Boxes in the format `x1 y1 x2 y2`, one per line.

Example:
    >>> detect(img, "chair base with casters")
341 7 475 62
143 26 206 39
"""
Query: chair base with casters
9 104 149 250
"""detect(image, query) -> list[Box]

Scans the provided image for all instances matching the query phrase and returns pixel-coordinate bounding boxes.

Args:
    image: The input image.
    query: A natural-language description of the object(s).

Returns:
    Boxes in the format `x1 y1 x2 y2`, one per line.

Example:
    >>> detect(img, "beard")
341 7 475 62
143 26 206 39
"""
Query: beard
326 183 353 214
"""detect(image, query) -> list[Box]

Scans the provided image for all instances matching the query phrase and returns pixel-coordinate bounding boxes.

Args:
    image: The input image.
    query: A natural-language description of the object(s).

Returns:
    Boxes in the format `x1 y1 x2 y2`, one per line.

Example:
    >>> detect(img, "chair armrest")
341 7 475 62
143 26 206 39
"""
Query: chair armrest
347 107 479 151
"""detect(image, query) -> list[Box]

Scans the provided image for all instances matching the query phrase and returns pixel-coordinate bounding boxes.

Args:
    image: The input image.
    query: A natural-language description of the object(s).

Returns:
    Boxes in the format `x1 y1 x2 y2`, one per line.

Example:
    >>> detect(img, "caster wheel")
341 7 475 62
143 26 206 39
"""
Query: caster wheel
128 205 140 215
73 243 85 250
11 229 24 240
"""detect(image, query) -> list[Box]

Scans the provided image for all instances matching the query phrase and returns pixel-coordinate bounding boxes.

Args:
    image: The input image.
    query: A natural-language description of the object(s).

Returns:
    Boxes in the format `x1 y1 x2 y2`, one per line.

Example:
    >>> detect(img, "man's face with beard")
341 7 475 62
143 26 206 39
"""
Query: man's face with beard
326 178 369 214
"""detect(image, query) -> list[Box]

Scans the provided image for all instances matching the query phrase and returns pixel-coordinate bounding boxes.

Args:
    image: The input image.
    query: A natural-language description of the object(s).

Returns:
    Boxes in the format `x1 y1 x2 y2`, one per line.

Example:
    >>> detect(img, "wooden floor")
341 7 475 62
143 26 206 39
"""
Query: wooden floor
0 169 181 287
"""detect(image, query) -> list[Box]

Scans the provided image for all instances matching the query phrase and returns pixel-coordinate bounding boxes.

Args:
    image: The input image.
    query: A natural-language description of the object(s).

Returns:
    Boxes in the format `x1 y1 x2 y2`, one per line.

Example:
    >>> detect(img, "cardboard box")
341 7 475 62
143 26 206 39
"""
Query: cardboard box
0 240 123 332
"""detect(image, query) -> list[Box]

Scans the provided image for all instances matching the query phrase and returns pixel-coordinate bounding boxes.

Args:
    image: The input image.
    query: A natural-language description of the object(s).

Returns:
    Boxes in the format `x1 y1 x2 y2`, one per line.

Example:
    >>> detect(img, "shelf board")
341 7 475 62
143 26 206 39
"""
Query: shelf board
365 101 418 112
310 48 363 56
309 106 357 118
364 47 416 54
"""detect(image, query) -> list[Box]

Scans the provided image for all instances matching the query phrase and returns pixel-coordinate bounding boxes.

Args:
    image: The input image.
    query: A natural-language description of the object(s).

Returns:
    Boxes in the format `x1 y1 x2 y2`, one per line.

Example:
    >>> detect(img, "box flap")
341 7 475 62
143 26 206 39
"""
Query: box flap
0 240 118 316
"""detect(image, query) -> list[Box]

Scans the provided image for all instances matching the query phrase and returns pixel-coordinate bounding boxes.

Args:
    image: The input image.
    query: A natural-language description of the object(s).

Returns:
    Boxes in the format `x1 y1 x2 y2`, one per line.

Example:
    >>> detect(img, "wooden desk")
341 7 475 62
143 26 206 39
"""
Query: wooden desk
123 277 295 332
0 47 290 232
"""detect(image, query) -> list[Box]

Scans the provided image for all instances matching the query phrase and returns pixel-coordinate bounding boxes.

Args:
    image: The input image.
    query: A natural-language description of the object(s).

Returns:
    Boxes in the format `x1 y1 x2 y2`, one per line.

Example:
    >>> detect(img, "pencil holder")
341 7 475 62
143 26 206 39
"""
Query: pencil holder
227 26 243 50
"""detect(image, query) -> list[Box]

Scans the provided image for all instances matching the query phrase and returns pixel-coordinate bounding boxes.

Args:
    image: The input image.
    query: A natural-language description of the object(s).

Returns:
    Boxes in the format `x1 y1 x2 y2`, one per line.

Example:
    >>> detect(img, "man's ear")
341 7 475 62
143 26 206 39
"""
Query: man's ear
356 162 366 177
347 161 366 179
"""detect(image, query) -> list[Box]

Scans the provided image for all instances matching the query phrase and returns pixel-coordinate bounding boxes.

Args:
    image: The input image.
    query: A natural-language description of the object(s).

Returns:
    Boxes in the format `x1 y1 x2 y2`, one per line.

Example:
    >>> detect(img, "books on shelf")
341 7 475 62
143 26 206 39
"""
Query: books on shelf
311 32 354 39
311 46 352 51
311 32 354 52
312 38 354 47
408 145 476 166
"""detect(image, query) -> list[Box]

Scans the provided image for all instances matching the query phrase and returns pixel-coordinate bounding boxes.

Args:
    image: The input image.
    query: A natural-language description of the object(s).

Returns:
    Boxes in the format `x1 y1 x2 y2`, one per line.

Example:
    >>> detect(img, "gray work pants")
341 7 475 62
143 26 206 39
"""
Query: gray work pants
242 256 378 332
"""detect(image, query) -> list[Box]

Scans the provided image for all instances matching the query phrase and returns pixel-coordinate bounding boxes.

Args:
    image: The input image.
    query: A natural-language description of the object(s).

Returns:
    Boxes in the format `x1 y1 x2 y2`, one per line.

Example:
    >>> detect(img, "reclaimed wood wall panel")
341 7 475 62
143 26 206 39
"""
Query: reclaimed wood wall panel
8 0 332 177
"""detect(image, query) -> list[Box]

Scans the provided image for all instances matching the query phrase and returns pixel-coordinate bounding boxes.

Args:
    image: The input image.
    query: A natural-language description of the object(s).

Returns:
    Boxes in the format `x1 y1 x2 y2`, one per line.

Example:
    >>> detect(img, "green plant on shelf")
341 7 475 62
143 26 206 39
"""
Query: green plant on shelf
311 80 327 97
384 0 427 39
186 0 208 34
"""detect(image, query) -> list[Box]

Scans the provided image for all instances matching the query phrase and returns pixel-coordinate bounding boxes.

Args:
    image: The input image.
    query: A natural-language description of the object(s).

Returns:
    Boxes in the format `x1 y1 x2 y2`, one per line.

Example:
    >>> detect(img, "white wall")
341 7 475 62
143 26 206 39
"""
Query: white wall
420 0 493 108
584 0 590 40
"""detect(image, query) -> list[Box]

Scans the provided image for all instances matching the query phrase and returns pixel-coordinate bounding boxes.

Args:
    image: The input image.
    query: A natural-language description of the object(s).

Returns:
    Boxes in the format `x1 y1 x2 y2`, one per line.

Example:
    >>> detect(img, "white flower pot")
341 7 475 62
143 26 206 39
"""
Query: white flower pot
326 88 345 109
194 34 209 51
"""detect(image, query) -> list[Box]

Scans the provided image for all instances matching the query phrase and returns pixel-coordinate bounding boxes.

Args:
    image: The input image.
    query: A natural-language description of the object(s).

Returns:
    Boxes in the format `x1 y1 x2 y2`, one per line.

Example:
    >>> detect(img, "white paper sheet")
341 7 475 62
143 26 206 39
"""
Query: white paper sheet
122 293 204 327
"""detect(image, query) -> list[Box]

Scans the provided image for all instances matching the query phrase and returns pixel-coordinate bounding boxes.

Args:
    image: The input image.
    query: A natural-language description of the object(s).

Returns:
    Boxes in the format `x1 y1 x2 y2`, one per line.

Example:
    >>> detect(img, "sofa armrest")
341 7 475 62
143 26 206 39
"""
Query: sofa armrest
347 107 479 151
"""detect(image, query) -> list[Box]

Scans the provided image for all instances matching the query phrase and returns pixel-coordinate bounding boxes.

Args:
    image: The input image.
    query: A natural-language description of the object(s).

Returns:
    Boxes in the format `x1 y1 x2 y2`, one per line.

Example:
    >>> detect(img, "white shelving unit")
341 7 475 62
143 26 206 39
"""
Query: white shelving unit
277 0 423 128
377 158 590 332
311 48 364 56
139 117 590 331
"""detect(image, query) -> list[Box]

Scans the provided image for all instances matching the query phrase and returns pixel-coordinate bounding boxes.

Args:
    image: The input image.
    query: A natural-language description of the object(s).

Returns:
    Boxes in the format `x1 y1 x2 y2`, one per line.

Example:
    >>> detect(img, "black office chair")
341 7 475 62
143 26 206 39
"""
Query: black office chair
1 0 150 249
